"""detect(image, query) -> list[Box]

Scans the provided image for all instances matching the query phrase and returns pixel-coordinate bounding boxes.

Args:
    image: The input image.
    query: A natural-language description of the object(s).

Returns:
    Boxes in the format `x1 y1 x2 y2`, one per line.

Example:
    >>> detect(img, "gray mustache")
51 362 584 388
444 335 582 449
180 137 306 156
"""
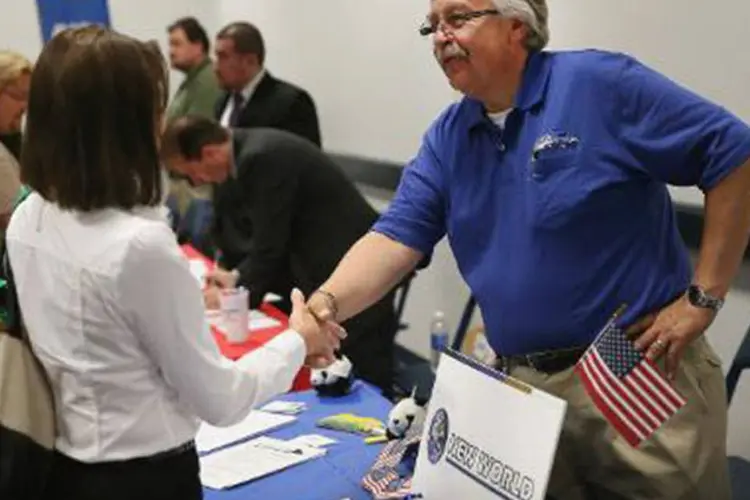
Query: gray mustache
440 43 469 60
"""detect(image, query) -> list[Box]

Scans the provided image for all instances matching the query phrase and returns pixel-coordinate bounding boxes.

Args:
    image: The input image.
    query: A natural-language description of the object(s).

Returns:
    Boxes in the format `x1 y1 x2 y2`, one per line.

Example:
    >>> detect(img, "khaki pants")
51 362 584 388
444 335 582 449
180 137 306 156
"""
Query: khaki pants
509 336 730 500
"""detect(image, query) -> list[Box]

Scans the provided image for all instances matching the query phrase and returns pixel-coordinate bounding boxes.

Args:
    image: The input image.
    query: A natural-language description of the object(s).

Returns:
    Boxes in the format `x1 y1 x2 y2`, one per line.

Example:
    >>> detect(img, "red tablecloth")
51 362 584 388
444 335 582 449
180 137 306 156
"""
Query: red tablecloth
181 245 311 391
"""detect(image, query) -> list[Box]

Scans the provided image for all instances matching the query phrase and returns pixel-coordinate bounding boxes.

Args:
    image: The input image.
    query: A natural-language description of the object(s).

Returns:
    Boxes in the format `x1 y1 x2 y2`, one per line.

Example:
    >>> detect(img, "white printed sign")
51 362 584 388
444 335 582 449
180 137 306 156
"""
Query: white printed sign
411 351 567 500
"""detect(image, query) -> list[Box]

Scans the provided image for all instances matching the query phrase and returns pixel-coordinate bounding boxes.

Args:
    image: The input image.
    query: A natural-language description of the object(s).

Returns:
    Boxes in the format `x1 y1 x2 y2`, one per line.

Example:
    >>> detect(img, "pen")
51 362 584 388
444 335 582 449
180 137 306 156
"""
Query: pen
255 443 304 455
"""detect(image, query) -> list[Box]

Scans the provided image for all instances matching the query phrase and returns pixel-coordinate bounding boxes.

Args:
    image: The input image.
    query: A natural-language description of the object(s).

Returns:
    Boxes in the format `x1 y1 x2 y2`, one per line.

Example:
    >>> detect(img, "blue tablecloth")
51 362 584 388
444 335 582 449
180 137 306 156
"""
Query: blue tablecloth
203 381 392 500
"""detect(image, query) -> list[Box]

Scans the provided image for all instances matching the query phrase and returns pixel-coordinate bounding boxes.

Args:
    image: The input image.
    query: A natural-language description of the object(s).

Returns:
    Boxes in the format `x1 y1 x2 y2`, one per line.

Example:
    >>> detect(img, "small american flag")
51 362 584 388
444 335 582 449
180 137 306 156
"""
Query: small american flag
575 307 687 447
361 432 420 499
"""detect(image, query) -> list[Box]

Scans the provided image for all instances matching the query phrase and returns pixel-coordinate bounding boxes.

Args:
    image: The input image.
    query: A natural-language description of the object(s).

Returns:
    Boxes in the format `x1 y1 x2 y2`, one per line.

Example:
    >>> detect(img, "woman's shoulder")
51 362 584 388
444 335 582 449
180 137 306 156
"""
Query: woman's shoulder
6 191 41 238
9 198 180 268
117 208 185 269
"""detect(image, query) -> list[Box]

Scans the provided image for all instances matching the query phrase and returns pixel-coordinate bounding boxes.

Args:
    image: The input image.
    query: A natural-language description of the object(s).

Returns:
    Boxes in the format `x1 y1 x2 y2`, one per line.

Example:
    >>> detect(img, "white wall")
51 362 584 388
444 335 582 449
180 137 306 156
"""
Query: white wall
220 0 455 162
546 0 750 208
0 0 219 98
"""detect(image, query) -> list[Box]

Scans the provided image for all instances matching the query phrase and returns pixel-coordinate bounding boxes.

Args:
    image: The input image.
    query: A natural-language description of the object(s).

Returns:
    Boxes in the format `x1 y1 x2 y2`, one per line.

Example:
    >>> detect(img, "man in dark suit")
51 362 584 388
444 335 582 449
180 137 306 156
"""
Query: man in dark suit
213 22 321 147
161 116 397 392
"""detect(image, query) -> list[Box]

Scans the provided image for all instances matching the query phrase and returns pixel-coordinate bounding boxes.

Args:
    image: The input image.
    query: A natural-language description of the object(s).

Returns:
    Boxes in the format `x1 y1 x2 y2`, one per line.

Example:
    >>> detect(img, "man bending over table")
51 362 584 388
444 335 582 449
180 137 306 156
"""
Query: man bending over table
161 116 399 394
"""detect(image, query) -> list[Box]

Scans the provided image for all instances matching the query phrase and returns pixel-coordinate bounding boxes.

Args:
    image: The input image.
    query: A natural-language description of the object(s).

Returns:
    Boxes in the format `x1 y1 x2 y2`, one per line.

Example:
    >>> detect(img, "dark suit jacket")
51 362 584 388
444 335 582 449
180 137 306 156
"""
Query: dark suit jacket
214 72 321 148
212 128 396 390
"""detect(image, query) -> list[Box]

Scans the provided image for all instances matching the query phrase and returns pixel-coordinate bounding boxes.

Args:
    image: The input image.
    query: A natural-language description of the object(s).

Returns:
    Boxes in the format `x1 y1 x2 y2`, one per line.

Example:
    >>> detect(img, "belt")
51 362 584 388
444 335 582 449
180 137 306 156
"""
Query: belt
55 441 197 470
494 345 587 374
146 441 196 462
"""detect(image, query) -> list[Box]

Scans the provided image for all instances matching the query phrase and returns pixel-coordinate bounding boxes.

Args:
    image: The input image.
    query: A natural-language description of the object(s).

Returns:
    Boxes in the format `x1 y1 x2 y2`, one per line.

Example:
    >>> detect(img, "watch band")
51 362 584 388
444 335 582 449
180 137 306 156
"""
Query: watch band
312 289 339 321
687 284 724 312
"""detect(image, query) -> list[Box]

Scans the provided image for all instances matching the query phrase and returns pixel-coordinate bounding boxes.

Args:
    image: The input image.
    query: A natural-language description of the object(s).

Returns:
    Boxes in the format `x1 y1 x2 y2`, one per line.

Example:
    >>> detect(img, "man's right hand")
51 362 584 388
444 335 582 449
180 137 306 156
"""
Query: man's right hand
289 288 342 368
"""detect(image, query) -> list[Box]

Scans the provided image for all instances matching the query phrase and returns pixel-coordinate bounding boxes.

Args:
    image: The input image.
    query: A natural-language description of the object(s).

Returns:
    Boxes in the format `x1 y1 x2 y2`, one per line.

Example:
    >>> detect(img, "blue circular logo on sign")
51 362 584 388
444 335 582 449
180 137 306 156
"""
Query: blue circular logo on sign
427 408 449 464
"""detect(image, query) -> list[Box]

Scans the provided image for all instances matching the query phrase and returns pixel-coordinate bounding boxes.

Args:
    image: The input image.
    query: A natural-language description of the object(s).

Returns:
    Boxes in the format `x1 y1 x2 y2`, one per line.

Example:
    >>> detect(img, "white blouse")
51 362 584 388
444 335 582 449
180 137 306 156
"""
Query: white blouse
6 193 305 462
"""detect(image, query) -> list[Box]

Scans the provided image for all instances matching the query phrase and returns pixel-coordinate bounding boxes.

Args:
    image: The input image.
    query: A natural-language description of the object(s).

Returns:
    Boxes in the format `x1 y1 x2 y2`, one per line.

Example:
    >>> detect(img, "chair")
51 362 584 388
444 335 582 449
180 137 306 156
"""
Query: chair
725 326 750 499
392 294 477 402
729 456 750 499
726 323 750 404
393 271 415 333
451 295 477 351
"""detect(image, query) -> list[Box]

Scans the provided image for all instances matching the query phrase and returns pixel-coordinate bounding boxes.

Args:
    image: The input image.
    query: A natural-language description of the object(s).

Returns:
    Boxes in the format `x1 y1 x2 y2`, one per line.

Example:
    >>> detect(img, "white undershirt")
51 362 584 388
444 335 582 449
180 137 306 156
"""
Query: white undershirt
6 193 305 462
486 108 512 129
219 68 267 127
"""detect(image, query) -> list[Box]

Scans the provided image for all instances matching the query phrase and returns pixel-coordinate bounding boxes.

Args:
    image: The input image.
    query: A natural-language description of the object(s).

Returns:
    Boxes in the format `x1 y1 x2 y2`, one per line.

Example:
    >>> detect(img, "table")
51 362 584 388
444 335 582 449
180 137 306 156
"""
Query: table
181 244 311 391
203 382 392 500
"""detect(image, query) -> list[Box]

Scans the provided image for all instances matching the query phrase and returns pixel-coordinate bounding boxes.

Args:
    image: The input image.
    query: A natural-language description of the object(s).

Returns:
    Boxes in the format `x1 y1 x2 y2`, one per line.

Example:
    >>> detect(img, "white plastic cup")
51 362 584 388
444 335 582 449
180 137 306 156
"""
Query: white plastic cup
220 287 250 343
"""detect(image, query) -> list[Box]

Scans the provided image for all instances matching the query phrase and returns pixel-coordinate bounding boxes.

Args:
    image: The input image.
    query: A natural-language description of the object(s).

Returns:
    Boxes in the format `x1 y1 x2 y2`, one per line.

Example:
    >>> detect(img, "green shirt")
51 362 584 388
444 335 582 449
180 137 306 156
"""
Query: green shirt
166 59 222 123
0 185 30 325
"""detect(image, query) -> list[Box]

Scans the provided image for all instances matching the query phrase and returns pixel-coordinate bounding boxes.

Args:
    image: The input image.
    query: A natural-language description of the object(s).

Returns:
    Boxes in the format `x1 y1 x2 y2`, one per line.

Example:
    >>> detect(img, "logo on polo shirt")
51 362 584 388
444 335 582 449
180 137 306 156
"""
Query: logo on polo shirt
531 130 580 161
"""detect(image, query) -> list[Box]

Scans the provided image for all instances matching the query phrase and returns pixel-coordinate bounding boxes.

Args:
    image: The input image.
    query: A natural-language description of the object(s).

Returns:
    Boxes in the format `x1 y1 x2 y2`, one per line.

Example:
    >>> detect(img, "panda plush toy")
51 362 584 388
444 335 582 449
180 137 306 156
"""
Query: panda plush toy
386 390 428 440
310 351 355 397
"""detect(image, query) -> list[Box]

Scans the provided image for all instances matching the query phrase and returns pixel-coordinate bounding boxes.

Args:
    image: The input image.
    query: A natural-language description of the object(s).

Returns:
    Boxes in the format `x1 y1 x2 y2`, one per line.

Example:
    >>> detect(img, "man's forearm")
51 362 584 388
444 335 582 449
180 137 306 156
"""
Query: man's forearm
694 160 750 297
318 232 423 322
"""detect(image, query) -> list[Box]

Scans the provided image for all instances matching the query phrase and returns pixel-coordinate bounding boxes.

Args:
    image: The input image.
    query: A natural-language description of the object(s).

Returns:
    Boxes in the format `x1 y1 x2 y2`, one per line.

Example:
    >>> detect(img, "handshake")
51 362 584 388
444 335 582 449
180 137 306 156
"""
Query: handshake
201 266 343 369
289 288 346 369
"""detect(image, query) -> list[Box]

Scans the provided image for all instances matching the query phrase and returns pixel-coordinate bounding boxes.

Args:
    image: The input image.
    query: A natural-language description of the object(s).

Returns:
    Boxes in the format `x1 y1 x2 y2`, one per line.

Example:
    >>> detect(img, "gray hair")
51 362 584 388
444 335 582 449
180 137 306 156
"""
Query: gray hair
492 0 549 51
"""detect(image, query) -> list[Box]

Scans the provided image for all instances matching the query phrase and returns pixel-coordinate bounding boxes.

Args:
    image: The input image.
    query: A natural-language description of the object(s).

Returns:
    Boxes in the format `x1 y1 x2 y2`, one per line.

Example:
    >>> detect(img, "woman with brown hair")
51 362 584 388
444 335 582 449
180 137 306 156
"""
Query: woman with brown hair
5 26 339 500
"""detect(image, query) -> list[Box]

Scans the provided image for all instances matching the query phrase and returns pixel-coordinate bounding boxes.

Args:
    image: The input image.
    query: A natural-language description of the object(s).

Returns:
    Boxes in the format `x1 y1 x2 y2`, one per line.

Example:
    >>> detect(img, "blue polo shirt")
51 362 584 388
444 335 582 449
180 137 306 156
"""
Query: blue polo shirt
373 49 750 356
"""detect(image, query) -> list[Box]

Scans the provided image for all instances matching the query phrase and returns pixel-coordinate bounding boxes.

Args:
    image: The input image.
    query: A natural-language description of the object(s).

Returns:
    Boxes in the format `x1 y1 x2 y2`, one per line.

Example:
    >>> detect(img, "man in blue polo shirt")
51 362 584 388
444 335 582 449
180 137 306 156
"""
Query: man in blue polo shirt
307 0 750 498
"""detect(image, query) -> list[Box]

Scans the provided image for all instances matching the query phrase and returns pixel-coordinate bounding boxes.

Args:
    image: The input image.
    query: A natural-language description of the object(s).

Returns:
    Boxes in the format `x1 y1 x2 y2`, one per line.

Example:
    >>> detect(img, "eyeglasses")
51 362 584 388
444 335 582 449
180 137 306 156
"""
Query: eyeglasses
419 9 500 37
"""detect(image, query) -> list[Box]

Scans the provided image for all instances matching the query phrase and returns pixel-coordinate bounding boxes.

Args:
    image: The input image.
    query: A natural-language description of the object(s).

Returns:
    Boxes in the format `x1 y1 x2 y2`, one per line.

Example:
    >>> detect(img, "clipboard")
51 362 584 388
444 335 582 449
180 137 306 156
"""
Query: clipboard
410 348 567 500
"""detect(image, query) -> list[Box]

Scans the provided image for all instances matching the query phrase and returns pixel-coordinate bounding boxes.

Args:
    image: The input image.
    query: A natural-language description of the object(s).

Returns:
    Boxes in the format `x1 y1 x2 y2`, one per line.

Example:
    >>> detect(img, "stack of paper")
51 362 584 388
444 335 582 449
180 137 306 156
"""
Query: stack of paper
200 437 326 490
260 401 308 415
196 410 296 454
285 434 337 449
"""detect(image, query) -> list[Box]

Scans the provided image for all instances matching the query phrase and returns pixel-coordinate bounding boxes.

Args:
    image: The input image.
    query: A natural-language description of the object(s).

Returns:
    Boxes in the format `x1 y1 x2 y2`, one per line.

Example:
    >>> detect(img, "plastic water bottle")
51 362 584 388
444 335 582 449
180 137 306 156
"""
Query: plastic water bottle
430 311 449 370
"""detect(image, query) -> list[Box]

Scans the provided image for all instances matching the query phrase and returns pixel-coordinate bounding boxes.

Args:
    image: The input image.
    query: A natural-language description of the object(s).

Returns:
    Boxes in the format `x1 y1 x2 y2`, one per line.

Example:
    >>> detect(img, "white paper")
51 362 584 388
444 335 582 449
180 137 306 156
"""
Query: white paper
200 436 325 490
249 310 281 330
411 351 567 500
196 411 296 454
260 401 307 415
189 260 207 285
286 434 337 449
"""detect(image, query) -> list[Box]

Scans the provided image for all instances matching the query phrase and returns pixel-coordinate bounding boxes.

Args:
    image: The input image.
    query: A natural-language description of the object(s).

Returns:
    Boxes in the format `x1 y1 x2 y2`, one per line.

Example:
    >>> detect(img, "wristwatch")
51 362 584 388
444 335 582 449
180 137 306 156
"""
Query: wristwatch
686 284 724 312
